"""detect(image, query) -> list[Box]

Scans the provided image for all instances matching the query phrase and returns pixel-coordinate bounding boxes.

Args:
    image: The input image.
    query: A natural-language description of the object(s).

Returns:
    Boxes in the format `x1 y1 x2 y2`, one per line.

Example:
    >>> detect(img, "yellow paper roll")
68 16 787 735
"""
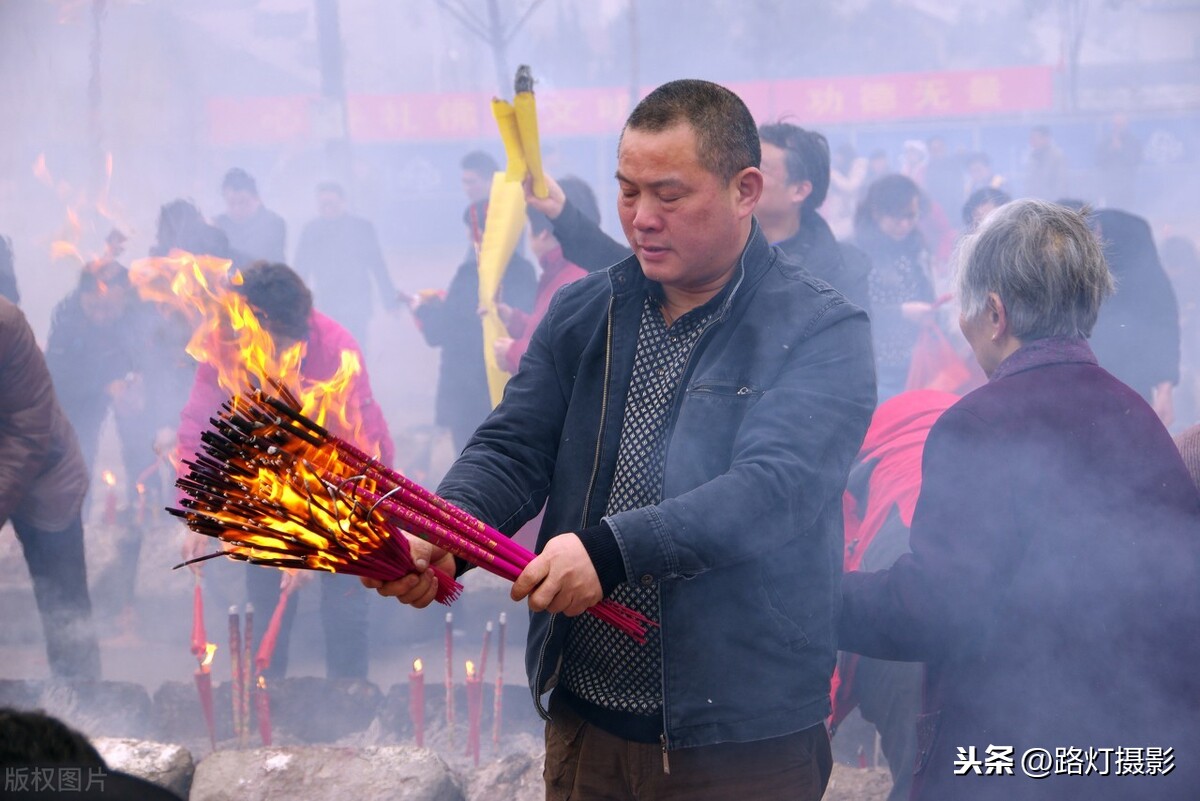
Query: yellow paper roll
491 99 527 184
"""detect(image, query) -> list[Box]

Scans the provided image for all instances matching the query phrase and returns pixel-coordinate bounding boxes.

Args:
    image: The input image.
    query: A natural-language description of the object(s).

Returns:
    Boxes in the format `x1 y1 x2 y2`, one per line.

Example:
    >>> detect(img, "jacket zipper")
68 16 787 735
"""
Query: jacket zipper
532 294 615 721
654 261 749 756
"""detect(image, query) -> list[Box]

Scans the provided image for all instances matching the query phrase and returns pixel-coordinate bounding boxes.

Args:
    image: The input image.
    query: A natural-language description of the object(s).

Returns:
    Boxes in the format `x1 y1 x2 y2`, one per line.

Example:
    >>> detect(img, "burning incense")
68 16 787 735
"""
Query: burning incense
170 387 655 643
228 606 242 743
409 658 425 747
240 604 254 746
445 612 455 747
478 621 492 684
493 612 506 747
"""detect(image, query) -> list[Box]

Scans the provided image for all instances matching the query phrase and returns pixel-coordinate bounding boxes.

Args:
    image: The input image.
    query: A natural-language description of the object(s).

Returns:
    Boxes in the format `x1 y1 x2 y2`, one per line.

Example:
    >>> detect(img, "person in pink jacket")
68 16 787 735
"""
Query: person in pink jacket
178 262 392 679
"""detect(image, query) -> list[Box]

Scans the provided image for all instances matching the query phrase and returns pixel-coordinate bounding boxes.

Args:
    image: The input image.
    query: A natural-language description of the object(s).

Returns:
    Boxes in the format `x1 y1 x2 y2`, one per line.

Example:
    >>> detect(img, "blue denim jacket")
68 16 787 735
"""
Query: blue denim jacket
438 222 876 750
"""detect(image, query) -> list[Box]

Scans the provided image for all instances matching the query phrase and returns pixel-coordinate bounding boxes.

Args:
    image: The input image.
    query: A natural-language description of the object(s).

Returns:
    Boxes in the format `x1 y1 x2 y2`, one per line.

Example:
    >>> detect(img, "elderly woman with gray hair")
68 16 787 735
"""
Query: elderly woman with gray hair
839 199 1200 801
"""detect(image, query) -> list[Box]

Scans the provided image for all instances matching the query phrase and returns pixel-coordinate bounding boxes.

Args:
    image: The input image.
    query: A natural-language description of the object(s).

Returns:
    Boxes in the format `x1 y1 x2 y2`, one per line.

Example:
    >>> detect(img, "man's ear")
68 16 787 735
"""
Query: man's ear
733 167 764 220
986 292 1009 340
789 180 814 208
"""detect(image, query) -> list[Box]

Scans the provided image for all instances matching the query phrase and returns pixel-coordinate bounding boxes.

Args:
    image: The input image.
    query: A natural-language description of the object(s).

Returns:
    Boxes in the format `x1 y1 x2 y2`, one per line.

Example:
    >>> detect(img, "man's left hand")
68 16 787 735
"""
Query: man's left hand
511 533 602 617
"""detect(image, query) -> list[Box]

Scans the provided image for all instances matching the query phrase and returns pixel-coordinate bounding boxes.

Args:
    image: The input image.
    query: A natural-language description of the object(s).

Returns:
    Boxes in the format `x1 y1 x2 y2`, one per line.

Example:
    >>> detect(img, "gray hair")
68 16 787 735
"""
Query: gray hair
955 199 1114 340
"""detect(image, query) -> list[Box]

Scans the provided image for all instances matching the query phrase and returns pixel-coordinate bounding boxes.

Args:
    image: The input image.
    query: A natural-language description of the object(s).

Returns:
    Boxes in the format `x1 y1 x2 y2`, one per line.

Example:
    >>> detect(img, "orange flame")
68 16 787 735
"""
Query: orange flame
413 658 423 673
257 675 266 690
136 483 146 496
102 470 117 487
129 250 380 457
465 660 476 679
202 642 217 669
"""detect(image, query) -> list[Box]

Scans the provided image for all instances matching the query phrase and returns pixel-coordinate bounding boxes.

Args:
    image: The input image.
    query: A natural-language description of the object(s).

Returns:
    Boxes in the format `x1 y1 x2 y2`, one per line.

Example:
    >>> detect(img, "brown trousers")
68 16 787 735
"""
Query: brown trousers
544 694 832 801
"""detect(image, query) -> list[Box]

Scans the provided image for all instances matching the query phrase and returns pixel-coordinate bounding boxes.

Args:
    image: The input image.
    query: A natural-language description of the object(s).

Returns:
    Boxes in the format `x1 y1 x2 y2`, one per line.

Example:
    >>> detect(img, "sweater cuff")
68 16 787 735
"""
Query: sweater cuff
576 520 626 596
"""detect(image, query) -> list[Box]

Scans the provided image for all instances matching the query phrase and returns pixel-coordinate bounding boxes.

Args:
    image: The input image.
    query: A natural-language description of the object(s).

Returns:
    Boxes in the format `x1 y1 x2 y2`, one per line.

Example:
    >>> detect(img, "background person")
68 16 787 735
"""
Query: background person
840 199 1200 800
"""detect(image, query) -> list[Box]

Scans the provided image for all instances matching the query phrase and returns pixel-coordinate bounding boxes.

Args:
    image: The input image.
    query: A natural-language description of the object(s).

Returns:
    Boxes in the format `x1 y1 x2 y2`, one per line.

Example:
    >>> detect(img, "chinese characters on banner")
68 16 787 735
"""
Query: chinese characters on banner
207 66 1055 147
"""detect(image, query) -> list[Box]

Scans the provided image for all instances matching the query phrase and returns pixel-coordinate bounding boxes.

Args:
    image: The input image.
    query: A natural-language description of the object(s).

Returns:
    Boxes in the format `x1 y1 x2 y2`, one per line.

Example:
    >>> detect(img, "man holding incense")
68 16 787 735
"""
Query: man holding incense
367 80 875 800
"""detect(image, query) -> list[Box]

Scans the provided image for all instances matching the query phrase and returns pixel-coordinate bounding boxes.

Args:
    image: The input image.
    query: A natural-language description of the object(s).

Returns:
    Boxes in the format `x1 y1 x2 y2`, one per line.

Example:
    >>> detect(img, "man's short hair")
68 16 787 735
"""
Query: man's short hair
316 181 345 198
79 261 130 295
623 79 760 182
528 175 600 236
222 167 258 196
234 261 313 342
758 123 831 212
956 199 1113 340
460 151 500 177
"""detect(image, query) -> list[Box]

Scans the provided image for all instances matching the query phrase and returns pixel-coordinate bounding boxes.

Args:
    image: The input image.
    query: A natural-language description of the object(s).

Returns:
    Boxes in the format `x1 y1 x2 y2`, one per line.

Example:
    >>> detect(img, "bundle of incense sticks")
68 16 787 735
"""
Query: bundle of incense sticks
171 385 655 642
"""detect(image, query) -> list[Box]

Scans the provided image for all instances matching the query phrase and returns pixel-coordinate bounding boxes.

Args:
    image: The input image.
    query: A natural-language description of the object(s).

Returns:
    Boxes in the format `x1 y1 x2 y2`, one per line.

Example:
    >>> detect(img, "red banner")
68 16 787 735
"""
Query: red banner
207 66 1055 146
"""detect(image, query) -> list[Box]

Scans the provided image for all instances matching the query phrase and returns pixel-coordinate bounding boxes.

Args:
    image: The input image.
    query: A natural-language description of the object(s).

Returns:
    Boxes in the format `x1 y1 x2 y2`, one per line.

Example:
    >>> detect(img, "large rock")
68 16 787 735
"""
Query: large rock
824 764 893 801
463 747 544 801
94 736 195 798
189 745 463 801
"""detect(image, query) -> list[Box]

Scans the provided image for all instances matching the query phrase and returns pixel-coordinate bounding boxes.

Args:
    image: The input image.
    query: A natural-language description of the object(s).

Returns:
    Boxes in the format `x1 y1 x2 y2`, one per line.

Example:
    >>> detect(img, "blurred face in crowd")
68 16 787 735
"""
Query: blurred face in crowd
222 188 260 222
875 195 920 241
81 280 129 325
616 121 761 297
757 142 810 226
317 190 345 219
461 169 491 205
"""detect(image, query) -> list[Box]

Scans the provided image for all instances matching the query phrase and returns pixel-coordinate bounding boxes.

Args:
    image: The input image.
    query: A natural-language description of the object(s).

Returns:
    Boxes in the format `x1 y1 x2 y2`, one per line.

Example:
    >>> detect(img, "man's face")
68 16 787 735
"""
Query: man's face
616 123 759 294
462 170 491 204
223 188 259 222
318 190 344 218
81 283 128 325
757 142 810 223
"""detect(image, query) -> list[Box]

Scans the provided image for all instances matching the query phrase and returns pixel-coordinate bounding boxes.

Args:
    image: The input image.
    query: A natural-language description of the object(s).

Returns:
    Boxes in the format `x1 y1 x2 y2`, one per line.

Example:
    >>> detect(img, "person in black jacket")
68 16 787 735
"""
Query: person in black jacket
407 199 537 452
1088 208 1180 424
757 123 871 314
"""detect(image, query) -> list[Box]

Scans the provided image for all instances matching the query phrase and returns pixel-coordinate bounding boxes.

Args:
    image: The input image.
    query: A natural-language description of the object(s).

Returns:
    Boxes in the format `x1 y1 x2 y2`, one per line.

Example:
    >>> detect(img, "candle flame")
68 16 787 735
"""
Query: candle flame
258 675 266 689
136 483 146 496
413 658 423 673
102 470 117 487
202 642 217 668
465 660 475 679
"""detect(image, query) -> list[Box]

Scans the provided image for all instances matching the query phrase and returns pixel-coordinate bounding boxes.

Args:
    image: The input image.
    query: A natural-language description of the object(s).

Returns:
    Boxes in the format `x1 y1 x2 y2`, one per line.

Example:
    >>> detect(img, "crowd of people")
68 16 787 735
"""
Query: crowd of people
1 77 1198 800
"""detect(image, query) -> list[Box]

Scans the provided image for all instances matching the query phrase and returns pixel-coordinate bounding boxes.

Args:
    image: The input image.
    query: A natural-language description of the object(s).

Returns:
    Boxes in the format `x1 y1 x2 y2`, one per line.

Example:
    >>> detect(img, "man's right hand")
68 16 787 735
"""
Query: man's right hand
361 534 456 609
523 173 566 220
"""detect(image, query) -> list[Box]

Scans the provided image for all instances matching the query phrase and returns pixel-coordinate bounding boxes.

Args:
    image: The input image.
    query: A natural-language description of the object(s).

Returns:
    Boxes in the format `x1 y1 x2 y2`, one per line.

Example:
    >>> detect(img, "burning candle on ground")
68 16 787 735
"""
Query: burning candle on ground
465 659 482 766
194 643 217 751
255 675 272 746
493 612 506 747
191 579 216 749
409 658 425 747
135 483 146 526
102 470 118 525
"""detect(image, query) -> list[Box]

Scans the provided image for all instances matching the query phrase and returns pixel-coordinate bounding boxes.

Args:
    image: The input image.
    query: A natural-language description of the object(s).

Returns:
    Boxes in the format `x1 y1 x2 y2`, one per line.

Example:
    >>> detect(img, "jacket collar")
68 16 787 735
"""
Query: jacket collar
606 219 771 322
990 335 1098 382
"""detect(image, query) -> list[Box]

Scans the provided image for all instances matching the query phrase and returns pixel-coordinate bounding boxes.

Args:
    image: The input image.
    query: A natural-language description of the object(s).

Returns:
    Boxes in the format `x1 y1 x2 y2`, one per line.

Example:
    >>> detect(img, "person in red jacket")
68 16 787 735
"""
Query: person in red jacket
493 176 598 374
178 262 392 679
